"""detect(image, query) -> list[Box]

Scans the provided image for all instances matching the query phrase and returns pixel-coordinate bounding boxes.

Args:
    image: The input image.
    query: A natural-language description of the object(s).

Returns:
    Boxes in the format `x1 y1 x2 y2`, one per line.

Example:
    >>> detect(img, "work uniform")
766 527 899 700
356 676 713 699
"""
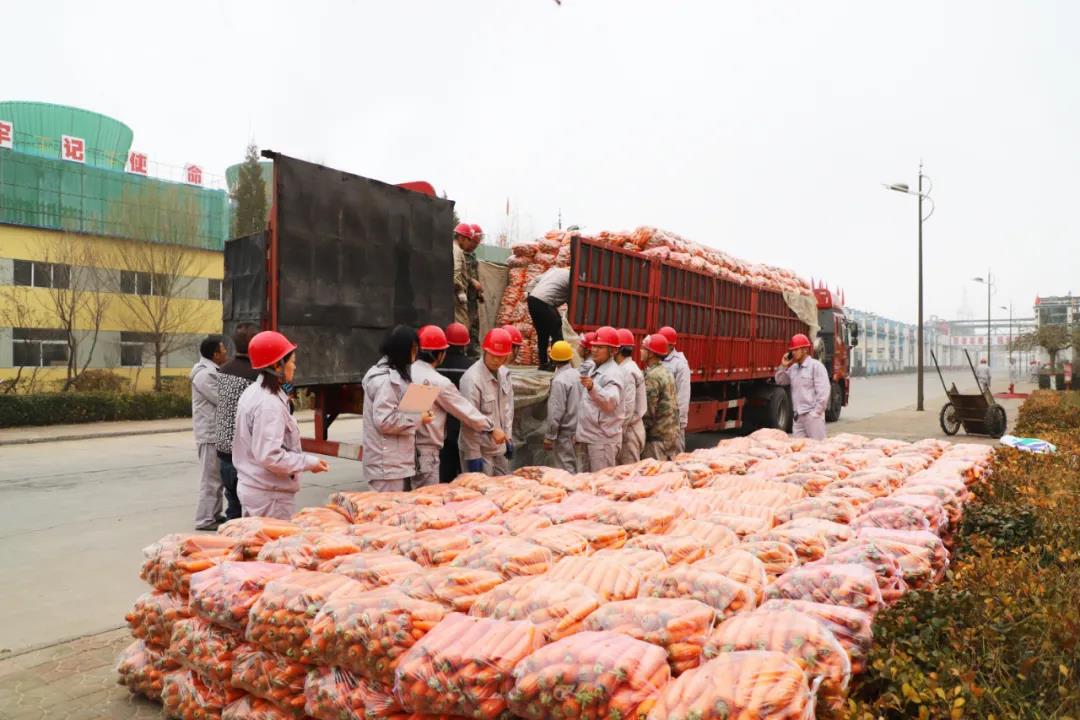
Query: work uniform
214 354 259 520
232 381 320 520
412 359 493 488
437 349 477 482
545 363 582 472
527 268 570 366
617 358 647 465
453 243 481 355
190 356 223 528
458 361 514 476
975 363 991 393
774 356 830 440
361 359 421 492
642 363 680 460
662 350 691 453
576 358 625 471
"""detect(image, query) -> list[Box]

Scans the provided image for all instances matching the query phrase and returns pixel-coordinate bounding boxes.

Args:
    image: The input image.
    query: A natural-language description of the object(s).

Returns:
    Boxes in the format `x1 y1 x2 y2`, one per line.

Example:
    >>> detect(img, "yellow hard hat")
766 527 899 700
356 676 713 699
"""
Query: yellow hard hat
549 340 574 363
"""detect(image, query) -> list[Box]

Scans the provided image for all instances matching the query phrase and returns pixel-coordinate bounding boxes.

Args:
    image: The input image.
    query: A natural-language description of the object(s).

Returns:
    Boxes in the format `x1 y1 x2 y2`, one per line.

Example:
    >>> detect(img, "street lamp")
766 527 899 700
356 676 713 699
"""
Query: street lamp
883 163 934 411
972 273 994 367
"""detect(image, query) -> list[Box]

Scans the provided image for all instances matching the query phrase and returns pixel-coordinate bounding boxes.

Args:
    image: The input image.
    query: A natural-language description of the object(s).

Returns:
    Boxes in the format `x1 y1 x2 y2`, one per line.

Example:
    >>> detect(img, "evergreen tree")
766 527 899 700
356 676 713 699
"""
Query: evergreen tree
232 142 268 237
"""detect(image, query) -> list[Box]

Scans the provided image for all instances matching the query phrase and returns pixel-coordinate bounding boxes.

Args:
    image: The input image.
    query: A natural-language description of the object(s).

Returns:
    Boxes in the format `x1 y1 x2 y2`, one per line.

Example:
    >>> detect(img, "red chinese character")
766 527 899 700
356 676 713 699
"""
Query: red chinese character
62 135 85 162
0 121 12 148
128 152 148 175
185 164 203 185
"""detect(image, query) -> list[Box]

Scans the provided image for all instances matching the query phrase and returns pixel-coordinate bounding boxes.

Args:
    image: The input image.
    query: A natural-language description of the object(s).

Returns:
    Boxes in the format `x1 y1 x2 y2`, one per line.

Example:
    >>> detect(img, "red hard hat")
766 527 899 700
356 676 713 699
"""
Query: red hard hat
249 330 297 370
789 333 812 351
616 328 635 347
470 223 484 241
418 325 450 351
454 222 475 240
445 322 470 347
592 326 621 348
581 331 597 349
501 324 525 347
482 328 513 357
643 334 669 356
658 326 678 345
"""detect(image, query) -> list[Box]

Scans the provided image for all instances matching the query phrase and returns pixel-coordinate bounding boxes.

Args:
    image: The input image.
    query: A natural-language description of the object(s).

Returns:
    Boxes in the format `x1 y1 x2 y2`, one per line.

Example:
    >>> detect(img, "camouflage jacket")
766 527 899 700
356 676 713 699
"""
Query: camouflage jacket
643 362 680 444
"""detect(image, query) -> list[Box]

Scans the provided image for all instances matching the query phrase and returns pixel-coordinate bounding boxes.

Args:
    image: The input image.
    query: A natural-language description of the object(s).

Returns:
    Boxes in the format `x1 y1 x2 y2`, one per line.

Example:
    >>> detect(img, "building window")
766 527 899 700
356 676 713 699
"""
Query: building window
120 332 154 367
209 279 222 301
120 270 164 297
12 328 69 367
12 260 70 289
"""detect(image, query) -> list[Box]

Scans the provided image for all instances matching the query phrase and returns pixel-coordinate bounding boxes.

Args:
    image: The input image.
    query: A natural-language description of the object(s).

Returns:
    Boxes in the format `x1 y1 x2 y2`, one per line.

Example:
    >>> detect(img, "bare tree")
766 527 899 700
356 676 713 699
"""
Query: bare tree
0 285 45 394
1013 325 1071 369
107 185 214 391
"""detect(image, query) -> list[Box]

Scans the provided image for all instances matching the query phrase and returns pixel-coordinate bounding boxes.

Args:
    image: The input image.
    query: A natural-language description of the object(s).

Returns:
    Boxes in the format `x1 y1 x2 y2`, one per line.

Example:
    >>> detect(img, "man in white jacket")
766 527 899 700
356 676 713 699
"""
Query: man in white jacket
190 336 228 530
459 328 515 476
576 326 625 472
615 328 646 465
543 341 581 472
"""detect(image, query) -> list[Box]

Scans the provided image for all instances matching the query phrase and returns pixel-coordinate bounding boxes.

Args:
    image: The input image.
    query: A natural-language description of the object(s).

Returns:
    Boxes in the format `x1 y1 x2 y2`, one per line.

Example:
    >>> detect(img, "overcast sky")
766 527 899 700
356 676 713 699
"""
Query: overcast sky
7 1 1076 323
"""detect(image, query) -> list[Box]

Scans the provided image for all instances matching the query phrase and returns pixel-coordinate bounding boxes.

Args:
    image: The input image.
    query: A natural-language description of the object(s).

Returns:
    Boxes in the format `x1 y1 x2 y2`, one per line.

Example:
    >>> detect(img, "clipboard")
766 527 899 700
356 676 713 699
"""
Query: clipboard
398 383 442 414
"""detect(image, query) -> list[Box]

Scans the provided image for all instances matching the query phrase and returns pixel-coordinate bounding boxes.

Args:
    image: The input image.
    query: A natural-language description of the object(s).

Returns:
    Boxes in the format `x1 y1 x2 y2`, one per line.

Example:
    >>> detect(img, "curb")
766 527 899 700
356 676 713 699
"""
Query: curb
0 416 318 447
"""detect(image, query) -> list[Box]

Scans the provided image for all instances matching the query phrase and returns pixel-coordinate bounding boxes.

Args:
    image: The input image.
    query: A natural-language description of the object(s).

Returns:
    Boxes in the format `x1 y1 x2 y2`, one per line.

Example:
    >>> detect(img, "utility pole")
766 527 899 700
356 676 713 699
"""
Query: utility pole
916 164 924 411
985 269 992 368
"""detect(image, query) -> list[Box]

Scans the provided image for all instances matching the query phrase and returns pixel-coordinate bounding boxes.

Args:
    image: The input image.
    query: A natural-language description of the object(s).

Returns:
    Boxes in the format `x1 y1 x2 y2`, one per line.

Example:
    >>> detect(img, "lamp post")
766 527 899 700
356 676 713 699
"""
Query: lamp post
884 163 934 411
973 273 994 367
1001 302 1013 375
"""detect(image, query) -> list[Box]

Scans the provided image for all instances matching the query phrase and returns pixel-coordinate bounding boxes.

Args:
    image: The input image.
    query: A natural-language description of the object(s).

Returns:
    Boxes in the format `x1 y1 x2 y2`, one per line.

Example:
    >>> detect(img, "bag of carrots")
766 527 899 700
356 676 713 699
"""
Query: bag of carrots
411 484 484 504
230 646 308 718
319 551 423 589
394 529 472 567
774 498 858 526
857 527 949 582
738 541 800 581
521 524 590 557
141 534 241 596
597 471 690 501
126 590 192 648
559 520 628 552
822 475 893 499
603 499 678 536
818 485 876 509
752 525 827 563
162 669 242 720
641 565 755 619
894 483 964 526
486 488 540 513
867 495 947 534
646 650 817 720
452 471 506 489
546 555 644 601
441 498 501 525
377 504 457 532
341 523 413 552
770 472 837 495
309 586 447 687
592 548 669 575
668 519 739 551
245 570 359 662
535 493 620 524
116 639 180 701
766 562 884 615
533 466 596 493
452 538 553 579
708 501 776 526
758 598 874 675
495 512 553 535
508 631 671 720
626 533 709 565
329 492 410 523
701 512 773 538
256 532 365 570
852 506 931 533
704 608 850 712
222 695 299 720
822 540 909 604
831 536 934 590
394 613 544 720
188 561 293 633
291 506 351 532
304 665 407 720
218 518 303 560
583 598 716 675
692 549 769 605
469 576 602 640
655 489 723 519
397 566 506 612
168 617 243 686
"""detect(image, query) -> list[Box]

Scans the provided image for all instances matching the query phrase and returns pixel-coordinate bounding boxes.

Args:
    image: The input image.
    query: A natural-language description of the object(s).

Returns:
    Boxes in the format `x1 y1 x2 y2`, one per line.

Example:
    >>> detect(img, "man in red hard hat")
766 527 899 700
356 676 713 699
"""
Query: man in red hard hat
502 324 525 364
640 334 680 460
614 328 646 464
437 322 477 482
579 331 596 361
459 328 515 476
576 326 626 471
412 326 503 488
452 223 484 355
658 326 691 453
775 333 830 440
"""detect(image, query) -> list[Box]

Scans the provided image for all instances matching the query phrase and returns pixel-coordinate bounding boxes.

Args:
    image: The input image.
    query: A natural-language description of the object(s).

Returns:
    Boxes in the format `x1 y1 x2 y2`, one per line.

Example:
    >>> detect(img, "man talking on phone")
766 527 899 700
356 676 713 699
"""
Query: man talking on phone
774 333 830 440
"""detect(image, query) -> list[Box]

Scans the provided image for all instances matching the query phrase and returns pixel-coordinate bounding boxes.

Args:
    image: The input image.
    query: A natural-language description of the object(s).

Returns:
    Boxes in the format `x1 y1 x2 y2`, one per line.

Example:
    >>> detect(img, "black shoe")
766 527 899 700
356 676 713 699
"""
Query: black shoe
215 515 227 524
195 522 221 531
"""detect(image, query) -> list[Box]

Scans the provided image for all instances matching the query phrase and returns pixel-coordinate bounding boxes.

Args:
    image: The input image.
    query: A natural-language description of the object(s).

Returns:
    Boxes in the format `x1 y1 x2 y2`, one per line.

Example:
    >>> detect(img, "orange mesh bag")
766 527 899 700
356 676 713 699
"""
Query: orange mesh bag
452 538 554 579
141 534 240 595
765 563 883 615
668 519 739 551
394 529 472 567
546 555 644 601
230 646 308 718
393 614 543 720
341 523 413 552
774 498 858 526
162 669 242 720
626 534 709 565
189 561 293 632
127 590 192 648
521 524 590 557
702 512 773 538
640 565 755 619
592 548 669 575
397 566 506 612
759 598 875 675
857 527 950 582
116 639 180 701
559 520 628 552
218 518 303 560
583 597 717 675
245 570 359 661
692 549 769 605
309 586 447 687
167 617 243 687
469 576 602 641
292 506 351 532
704 608 850 713
738 541 800 581
508 631 670 720
256 532 366 570
319 551 424 589
304 666 405 720
646 650 817 720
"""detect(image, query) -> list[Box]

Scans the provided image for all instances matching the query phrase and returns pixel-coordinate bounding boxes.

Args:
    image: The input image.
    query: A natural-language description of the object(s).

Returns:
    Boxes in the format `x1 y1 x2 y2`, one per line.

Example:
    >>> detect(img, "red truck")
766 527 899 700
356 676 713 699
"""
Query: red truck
567 236 857 433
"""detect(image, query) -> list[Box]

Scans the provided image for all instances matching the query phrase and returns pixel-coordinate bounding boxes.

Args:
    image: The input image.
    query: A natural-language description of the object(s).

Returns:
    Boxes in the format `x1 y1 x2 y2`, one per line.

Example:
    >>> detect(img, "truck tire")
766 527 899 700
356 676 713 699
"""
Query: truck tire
825 382 843 423
765 386 793 433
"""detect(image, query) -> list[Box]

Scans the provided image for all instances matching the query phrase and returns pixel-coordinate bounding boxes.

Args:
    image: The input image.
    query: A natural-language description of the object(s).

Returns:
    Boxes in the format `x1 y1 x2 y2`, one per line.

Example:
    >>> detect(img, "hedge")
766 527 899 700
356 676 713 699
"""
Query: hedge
0 391 191 428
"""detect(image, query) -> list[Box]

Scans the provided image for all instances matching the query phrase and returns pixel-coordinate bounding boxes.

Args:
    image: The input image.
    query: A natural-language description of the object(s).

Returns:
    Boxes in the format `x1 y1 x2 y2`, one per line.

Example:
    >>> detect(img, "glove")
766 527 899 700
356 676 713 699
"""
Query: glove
504 440 515 460
466 458 485 473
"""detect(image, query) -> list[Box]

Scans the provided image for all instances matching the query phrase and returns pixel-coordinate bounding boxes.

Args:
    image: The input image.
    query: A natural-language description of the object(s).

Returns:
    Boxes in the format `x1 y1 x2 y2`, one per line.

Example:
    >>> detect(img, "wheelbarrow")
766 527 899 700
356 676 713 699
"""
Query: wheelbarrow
931 350 1007 438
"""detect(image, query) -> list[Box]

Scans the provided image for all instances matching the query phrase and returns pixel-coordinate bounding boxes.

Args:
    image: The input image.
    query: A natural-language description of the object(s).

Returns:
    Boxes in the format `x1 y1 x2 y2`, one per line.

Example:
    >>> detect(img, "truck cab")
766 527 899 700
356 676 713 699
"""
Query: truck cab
813 287 857 421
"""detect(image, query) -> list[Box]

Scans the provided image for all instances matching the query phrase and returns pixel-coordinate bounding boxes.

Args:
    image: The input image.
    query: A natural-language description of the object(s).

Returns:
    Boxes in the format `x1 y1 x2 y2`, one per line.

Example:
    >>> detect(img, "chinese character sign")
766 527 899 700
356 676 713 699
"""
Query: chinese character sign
62 135 86 163
185 164 203 185
127 151 148 175
0 120 12 149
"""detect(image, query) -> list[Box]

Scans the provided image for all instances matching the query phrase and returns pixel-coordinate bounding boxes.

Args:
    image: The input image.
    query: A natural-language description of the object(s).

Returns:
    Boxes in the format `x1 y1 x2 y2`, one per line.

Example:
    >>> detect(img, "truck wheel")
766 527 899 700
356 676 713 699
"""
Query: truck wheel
825 382 843 422
765 386 793 432
939 403 961 436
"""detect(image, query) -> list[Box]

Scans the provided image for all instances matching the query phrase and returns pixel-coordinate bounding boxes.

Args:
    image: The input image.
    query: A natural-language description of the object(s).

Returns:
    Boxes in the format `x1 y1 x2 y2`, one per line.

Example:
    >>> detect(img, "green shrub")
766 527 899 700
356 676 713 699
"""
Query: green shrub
0 391 191 427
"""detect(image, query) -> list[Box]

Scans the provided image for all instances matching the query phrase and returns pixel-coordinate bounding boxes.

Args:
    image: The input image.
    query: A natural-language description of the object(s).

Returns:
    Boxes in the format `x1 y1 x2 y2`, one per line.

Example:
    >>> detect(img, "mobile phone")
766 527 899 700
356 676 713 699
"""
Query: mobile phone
784 351 793 362
579 359 596 377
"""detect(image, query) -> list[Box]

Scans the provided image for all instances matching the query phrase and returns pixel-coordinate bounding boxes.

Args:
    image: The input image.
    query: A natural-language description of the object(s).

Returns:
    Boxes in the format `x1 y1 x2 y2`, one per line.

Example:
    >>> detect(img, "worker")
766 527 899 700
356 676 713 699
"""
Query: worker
658 326 691 453
362 325 434 492
542 340 581 472
191 335 228 530
640 334 681 461
437 322 476 482
412 325 502 488
527 266 570 370
615 328 647 464
502 324 525 364
233 331 329 519
579 331 596 362
774 333 830 441
976 357 991 393
576 326 625 472
452 223 484 355
215 323 260 521
459 328 515 476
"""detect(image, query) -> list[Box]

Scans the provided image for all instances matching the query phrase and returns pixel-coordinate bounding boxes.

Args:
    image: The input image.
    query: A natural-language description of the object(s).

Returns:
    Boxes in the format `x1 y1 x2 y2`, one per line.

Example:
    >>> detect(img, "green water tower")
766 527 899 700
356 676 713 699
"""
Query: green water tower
0 101 133 170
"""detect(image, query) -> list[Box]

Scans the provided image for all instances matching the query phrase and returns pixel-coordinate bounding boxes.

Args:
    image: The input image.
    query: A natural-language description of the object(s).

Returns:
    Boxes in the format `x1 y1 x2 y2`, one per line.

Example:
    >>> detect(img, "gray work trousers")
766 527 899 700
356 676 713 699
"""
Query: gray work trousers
414 447 442 489
460 450 510 477
550 435 580 473
793 414 827 440
194 442 223 528
617 421 645 466
237 484 295 521
583 443 619 473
